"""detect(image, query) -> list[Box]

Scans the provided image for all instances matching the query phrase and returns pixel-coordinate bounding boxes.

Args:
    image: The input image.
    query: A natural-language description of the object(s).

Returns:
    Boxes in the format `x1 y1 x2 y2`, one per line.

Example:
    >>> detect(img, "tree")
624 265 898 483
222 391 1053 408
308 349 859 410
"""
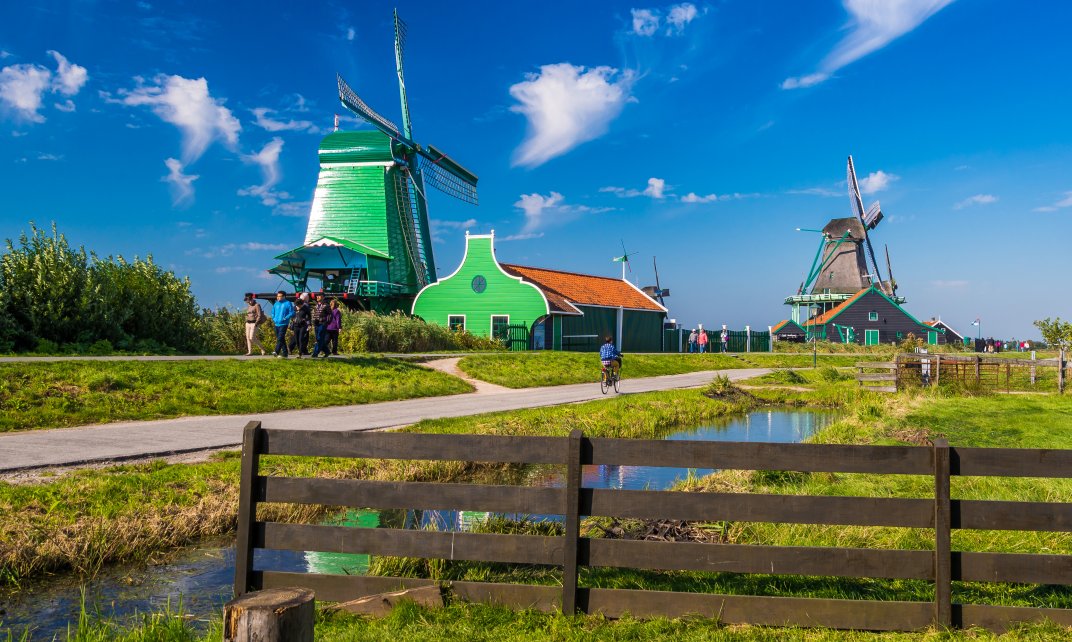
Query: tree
1034 317 1072 351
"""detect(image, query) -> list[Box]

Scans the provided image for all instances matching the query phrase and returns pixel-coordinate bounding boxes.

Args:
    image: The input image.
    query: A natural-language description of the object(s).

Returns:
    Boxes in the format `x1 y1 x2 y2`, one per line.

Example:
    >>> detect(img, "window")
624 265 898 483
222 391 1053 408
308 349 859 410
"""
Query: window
868 311 878 321
491 315 509 340
448 315 465 332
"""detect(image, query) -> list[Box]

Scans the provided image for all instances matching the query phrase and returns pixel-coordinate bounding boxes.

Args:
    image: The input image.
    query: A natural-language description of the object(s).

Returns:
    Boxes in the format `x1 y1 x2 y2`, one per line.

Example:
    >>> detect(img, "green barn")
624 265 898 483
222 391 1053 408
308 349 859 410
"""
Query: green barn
412 233 668 351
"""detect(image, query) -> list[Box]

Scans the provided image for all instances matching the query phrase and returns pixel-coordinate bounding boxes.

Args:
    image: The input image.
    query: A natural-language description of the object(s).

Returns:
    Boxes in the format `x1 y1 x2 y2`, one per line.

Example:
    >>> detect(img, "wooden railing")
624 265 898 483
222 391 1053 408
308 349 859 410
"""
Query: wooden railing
235 422 1072 633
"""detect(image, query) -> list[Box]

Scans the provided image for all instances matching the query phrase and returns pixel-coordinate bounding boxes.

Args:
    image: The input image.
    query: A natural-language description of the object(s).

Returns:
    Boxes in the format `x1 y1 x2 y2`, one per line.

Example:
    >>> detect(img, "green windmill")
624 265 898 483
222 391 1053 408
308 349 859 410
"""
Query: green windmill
268 11 479 312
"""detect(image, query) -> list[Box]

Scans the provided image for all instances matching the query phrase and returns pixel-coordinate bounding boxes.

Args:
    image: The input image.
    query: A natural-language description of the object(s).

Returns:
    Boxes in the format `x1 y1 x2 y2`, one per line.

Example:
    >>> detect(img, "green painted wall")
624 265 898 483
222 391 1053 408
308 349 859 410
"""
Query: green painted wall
412 234 549 337
304 131 417 292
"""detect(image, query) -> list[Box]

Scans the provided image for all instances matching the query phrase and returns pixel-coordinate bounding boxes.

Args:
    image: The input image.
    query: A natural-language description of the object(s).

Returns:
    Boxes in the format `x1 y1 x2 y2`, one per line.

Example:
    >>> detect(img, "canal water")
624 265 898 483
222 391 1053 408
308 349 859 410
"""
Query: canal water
0 410 838 639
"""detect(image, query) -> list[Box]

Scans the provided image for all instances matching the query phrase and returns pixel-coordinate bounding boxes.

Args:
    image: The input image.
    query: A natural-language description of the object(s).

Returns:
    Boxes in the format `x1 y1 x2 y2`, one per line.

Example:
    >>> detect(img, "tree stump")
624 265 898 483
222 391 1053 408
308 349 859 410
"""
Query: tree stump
224 587 314 642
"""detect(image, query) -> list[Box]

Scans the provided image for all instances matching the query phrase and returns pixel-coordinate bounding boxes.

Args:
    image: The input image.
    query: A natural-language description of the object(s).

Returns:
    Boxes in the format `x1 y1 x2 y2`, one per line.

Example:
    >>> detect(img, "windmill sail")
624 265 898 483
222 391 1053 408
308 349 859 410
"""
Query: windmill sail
337 74 408 144
417 147 479 204
393 171 430 288
393 10 413 139
847 156 887 294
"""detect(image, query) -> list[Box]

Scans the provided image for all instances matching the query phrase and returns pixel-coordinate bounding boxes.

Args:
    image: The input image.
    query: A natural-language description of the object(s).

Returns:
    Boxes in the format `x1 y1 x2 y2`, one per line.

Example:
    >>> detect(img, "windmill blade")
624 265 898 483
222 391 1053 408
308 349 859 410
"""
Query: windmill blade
416 145 479 204
337 74 411 145
885 244 897 296
393 10 414 140
864 201 883 229
653 256 666 304
392 170 430 288
847 156 886 292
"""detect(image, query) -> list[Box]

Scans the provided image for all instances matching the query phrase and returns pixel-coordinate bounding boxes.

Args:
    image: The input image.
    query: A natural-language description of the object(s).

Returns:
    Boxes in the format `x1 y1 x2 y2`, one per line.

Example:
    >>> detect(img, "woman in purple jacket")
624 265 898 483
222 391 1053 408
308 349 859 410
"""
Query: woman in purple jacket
324 299 342 357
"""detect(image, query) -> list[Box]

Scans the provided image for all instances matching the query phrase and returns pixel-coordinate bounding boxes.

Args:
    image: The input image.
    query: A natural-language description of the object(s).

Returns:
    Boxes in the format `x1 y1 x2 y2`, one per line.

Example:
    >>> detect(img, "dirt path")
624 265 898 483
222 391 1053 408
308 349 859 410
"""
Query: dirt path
420 357 512 394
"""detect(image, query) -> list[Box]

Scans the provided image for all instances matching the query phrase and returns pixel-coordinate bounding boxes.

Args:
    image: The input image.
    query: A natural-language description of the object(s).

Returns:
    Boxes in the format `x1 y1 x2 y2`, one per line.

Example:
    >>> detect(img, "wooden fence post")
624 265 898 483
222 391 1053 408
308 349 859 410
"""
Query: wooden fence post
224 587 314 642
1060 349 1067 395
561 429 584 615
932 438 952 629
974 357 981 387
234 421 263 597
935 355 941 387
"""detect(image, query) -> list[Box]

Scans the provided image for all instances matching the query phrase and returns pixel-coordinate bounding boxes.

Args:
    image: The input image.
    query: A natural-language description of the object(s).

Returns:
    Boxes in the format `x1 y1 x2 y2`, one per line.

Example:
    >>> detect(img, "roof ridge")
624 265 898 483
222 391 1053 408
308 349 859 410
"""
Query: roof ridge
501 263 626 283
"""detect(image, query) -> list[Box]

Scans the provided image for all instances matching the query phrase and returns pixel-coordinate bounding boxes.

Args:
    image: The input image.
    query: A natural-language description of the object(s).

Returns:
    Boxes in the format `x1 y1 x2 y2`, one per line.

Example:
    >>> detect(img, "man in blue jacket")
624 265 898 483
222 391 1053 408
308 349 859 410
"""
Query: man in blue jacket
271 290 295 358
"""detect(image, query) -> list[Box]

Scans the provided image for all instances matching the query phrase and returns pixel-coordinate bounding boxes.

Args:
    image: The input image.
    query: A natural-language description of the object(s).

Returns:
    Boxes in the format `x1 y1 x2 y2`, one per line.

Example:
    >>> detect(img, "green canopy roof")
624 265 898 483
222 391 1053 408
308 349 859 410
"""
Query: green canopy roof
273 236 391 262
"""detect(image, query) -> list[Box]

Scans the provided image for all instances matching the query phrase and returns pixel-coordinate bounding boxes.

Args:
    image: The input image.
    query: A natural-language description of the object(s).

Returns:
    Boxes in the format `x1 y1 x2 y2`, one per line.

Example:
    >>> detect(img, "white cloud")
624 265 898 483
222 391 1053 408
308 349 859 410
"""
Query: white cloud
121 74 241 164
666 3 699 34
429 218 478 243
0 51 11 60
240 242 288 251
680 192 717 203
163 157 198 205
0 63 51 122
238 137 288 206
509 63 635 168
514 191 611 233
251 107 321 134
36 153 63 161
601 177 668 199
346 27 356 41
782 0 954 90
788 186 841 197
953 194 997 210
631 9 660 36
47 50 87 96
273 200 311 217
1034 191 1072 213
0 49 86 123
859 170 898 194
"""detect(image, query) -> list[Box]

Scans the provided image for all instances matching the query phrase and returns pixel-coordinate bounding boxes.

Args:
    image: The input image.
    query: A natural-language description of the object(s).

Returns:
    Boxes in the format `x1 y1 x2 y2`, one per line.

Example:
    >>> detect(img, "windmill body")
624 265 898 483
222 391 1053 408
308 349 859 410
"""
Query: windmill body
784 156 904 325
264 11 477 312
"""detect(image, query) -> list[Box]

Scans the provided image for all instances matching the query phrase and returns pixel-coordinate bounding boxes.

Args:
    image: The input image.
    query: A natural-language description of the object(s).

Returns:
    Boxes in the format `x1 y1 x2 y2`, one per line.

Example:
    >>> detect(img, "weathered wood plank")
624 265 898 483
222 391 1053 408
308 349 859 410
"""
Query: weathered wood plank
234 421 262 596
583 540 933 579
261 430 563 464
256 571 436 603
586 440 932 475
958 603 1072 633
583 588 934 631
450 581 560 612
561 429 583 615
260 477 564 515
856 374 898 381
953 447 1072 478
933 439 952 628
584 489 933 527
257 522 562 566
958 551 1072 584
956 500 1072 532
855 362 898 368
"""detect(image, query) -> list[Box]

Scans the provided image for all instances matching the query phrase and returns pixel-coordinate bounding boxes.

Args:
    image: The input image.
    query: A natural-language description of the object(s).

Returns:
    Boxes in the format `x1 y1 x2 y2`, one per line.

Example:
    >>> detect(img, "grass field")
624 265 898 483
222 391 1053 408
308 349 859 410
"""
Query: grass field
457 352 865 387
0 358 471 432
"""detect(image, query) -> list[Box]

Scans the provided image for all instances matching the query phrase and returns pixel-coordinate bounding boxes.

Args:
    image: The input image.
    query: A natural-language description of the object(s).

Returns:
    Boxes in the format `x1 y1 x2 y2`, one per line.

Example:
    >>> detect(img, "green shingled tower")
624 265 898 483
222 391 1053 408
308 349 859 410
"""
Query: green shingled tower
268 11 478 312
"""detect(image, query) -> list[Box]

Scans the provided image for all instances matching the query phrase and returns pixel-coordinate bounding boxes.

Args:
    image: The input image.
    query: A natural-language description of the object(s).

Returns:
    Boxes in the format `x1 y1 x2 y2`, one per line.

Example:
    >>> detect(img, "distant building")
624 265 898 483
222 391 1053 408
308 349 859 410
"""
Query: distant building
412 233 667 351
802 284 947 345
772 319 808 343
924 319 964 344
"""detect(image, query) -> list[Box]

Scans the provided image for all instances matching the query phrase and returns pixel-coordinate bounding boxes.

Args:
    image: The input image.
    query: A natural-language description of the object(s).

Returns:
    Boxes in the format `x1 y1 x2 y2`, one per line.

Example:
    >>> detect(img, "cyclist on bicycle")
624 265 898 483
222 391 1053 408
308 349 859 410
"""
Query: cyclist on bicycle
600 335 622 374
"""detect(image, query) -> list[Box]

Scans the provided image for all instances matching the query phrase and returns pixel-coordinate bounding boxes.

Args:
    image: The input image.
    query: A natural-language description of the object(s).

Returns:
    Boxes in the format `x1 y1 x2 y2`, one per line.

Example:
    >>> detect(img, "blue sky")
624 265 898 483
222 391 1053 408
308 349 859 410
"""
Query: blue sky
2 0 1070 339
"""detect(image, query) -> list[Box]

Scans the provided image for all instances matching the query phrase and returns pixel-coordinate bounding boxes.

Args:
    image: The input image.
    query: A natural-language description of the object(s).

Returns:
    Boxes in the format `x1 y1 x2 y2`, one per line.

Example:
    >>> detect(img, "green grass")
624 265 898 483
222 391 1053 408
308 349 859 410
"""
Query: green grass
10 598 1069 641
0 358 471 432
457 352 866 388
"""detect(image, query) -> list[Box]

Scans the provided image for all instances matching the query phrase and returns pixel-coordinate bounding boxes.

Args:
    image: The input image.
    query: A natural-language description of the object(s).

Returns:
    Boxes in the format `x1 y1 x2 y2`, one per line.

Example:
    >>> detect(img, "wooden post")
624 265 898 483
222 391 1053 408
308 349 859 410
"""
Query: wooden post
932 438 952 629
935 355 940 387
1030 351 1036 386
975 357 981 387
561 429 584 615
1060 349 1066 394
224 587 314 642
234 421 263 597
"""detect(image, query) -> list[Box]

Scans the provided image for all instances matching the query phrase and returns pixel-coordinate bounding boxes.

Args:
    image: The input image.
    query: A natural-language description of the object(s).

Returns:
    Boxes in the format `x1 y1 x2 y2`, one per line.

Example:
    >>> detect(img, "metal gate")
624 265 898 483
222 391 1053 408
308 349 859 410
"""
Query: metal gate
496 323 530 351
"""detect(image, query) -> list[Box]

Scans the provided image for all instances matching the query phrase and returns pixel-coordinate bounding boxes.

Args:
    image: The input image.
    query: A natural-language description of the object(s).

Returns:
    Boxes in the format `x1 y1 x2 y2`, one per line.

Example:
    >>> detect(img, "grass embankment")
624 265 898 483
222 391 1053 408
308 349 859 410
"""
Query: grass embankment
0 358 471 432
457 351 864 388
14 601 1072 642
0 388 760 588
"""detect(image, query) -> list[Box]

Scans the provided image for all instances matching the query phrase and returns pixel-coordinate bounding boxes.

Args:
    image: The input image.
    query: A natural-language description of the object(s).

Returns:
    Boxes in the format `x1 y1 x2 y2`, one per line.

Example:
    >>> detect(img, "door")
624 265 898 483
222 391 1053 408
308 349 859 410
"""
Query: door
865 329 879 346
928 330 938 346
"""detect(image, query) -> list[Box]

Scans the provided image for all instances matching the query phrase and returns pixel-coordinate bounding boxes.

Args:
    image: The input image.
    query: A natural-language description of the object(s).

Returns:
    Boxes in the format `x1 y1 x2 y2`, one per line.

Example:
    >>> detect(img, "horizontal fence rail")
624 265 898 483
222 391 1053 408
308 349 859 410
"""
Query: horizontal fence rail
235 422 1072 633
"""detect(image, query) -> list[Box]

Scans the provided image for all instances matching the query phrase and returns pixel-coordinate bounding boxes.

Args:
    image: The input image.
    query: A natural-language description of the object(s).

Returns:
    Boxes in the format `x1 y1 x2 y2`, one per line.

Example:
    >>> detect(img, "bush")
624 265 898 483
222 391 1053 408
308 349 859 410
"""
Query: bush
768 369 807 384
817 366 848 382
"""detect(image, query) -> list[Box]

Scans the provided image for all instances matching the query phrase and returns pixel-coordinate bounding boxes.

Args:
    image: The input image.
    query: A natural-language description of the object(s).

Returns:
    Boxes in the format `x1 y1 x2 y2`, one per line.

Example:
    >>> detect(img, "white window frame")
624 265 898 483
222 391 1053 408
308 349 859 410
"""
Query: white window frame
490 314 510 337
868 311 878 321
447 314 466 332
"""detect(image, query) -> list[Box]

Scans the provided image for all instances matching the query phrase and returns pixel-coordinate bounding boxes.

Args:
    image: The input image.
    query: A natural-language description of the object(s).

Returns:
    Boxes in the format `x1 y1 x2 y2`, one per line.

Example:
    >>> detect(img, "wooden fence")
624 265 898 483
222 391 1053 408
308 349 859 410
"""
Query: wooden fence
235 422 1072 633
895 353 1067 393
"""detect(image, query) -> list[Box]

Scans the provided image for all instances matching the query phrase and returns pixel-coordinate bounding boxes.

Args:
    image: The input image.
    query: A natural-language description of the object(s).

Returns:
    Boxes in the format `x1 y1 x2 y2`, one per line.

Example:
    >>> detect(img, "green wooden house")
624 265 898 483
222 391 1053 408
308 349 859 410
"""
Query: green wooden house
801 284 947 345
412 233 668 351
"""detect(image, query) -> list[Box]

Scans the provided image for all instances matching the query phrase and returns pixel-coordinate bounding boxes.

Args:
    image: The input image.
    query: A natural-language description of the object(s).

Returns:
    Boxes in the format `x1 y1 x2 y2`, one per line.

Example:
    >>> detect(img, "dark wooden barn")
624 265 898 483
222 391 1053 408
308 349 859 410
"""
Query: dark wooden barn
772 319 808 342
803 285 947 346
924 319 964 344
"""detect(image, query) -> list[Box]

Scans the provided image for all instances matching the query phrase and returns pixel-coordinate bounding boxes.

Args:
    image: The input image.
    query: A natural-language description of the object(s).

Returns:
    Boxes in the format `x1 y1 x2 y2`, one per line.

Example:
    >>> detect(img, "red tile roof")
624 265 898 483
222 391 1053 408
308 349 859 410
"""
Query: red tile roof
802 287 869 327
501 264 666 314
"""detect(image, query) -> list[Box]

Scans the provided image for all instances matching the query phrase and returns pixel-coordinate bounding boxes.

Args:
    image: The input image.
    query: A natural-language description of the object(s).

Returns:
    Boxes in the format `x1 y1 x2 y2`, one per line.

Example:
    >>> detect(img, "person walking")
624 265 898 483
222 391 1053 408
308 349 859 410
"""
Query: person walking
289 295 312 358
687 328 698 353
310 294 331 358
721 326 729 353
243 294 267 356
325 299 342 356
271 291 294 358
697 325 709 354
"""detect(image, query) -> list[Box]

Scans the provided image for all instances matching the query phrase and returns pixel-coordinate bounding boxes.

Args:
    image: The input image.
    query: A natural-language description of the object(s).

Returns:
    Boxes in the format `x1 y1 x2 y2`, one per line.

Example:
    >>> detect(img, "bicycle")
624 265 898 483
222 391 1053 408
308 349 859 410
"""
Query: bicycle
600 360 621 394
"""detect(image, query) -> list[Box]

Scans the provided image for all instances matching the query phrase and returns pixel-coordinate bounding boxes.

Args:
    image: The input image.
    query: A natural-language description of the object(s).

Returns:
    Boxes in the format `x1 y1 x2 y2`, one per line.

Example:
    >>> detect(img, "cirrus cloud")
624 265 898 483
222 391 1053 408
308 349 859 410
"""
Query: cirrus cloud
953 194 997 210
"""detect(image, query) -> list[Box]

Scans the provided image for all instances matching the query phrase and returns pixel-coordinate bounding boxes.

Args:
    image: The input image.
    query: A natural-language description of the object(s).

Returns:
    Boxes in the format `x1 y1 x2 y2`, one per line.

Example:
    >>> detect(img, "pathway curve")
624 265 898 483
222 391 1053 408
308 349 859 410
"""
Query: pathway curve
420 357 512 394
0 368 768 472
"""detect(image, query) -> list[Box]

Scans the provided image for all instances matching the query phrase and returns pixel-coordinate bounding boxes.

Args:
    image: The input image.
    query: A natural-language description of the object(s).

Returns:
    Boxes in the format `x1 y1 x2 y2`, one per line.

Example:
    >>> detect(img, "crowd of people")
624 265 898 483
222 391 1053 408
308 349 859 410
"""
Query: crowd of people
685 324 729 353
243 291 342 358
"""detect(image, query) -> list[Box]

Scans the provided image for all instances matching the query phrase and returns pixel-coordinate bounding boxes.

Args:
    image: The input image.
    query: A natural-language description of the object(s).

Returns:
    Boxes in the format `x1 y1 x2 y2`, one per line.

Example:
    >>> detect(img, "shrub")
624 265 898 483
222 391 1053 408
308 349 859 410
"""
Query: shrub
817 366 848 382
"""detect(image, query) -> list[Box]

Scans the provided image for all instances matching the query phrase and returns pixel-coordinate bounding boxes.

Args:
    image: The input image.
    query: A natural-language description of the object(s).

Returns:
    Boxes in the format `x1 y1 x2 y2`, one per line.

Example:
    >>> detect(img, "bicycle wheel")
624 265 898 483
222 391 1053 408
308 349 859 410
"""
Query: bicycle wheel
612 371 621 393
600 369 610 394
